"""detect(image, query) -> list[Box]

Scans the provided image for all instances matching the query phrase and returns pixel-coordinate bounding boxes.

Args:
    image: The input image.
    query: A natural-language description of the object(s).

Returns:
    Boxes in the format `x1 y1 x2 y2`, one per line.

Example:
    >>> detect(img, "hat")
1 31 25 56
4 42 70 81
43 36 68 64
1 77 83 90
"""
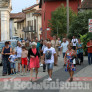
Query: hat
31 42 37 46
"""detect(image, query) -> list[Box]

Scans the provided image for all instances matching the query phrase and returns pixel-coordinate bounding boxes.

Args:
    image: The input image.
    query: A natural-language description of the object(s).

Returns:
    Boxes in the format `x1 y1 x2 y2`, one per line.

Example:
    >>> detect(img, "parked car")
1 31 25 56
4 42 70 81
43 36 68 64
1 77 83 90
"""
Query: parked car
11 36 20 41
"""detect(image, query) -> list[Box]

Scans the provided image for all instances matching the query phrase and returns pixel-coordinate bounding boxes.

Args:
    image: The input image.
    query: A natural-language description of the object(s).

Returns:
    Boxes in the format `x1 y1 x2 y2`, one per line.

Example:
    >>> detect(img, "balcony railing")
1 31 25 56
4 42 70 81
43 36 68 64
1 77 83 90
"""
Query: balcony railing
22 26 36 33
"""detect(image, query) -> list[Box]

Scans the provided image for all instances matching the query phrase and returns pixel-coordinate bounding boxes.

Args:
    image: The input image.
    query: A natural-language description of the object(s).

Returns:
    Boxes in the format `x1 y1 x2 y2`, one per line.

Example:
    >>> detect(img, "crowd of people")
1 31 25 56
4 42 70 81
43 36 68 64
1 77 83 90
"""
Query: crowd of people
1 36 92 82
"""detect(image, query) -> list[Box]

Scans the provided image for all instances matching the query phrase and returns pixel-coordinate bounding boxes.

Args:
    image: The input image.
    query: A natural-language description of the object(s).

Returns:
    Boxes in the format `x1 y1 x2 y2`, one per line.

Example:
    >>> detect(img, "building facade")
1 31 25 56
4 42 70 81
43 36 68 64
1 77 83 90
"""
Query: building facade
23 3 42 40
0 0 12 41
15 17 26 39
79 0 92 11
10 12 26 39
39 0 81 40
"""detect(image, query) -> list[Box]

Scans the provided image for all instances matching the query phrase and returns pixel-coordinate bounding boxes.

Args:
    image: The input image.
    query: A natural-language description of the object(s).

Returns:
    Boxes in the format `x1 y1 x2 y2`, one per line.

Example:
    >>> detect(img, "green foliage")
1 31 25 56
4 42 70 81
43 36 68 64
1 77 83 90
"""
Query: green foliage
48 4 76 38
80 32 92 53
68 10 92 39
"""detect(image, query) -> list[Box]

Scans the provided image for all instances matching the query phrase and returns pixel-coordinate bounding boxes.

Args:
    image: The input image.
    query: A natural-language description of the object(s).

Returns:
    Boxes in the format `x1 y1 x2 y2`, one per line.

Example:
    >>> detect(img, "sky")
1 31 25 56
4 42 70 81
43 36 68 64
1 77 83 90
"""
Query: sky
11 0 36 13
11 0 83 13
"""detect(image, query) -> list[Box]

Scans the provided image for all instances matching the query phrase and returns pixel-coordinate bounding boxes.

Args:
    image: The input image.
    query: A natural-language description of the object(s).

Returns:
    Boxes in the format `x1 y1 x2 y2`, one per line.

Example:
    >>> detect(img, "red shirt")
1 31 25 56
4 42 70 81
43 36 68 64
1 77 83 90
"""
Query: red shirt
87 42 92 53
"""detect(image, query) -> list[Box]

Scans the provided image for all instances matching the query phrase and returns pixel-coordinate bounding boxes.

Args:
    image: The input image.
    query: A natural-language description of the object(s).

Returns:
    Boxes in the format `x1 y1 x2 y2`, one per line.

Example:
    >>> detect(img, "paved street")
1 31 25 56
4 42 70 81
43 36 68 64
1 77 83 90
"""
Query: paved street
0 55 90 92
0 0 92 92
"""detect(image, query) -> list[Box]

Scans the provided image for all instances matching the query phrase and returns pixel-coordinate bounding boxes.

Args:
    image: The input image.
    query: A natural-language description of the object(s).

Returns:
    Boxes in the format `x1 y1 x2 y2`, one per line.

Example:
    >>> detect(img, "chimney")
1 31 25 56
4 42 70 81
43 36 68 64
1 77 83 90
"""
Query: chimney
36 0 39 4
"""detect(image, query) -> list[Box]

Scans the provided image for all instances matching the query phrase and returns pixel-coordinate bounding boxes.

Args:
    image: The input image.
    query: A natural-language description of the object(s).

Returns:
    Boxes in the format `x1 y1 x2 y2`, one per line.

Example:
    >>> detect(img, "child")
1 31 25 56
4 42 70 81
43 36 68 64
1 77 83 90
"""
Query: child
8 50 17 75
21 46 28 76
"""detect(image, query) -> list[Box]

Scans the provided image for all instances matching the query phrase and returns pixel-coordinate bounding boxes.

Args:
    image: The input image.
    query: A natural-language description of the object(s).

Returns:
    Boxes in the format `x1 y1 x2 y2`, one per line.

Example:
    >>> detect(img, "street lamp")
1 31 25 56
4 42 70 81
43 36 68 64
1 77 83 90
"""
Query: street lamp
66 0 69 35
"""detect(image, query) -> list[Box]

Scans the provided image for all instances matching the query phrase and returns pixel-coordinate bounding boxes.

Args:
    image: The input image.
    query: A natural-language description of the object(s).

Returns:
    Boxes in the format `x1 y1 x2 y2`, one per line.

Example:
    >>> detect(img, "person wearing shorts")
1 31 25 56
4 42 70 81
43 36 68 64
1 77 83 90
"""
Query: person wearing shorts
16 42 22 72
43 42 56 81
8 51 17 75
10 63 16 69
61 38 69 66
21 58 27 65
21 46 28 76
47 63 54 70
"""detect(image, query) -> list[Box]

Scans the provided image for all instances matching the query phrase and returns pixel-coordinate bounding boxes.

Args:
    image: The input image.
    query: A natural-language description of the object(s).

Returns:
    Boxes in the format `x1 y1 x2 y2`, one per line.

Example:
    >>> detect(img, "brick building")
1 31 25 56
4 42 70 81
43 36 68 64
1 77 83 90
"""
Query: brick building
39 0 81 40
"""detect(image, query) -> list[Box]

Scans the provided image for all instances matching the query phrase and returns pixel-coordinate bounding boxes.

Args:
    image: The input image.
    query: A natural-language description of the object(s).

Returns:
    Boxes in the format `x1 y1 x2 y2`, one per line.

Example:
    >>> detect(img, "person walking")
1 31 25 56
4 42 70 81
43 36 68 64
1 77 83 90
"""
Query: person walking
21 40 25 46
42 40 47 72
51 36 59 66
8 50 17 75
35 38 41 53
71 36 78 50
64 43 76 82
28 42 40 81
43 42 56 81
61 38 69 66
2 42 12 76
76 39 83 64
86 38 92 65
58 38 61 57
21 46 28 76
25 41 31 51
16 42 22 73
40 40 43 67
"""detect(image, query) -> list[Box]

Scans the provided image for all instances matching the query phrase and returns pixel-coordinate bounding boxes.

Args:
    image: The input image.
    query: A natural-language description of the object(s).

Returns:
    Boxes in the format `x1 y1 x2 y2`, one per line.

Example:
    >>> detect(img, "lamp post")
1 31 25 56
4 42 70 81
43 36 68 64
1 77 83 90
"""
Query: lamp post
66 0 69 35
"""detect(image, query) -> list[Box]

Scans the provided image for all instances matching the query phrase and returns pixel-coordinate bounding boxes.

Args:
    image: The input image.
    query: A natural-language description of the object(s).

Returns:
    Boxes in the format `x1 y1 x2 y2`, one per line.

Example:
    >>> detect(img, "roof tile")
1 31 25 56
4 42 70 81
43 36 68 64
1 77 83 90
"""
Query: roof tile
80 0 92 9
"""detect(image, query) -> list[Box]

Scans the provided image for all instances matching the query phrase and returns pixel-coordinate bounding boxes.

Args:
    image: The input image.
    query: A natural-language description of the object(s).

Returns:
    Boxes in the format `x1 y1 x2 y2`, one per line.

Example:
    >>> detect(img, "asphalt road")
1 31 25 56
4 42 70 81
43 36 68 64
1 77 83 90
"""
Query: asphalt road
0 56 88 92
18 59 88 92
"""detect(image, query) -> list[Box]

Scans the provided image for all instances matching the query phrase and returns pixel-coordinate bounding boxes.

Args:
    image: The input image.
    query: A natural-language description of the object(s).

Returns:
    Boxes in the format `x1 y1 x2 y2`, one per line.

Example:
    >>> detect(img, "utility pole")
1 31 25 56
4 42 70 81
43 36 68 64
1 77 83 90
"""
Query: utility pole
66 0 69 35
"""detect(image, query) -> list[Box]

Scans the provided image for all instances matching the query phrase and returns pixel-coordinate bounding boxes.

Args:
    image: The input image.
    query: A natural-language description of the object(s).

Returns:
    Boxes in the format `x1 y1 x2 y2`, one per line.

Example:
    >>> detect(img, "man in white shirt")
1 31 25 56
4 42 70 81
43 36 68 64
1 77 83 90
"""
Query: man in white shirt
16 42 22 72
71 36 78 50
61 38 69 65
43 42 56 81
51 36 59 66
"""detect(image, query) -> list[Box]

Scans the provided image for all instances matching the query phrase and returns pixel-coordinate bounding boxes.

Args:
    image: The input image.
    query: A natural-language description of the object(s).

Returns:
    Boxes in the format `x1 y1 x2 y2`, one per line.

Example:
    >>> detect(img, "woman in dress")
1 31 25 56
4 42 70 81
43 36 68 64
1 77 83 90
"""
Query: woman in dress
2 42 12 76
28 42 40 81
64 43 76 82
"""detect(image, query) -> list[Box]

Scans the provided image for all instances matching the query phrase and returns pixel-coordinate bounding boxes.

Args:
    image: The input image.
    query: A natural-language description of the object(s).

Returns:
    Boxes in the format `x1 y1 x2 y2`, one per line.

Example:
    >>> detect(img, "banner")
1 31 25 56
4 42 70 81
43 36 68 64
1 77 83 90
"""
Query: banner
88 19 92 32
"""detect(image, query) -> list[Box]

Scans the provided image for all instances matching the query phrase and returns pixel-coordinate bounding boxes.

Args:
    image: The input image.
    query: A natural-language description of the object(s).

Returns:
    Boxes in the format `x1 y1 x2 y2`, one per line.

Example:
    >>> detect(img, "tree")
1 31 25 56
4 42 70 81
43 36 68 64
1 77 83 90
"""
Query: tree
68 10 92 39
48 4 76 38
80 32 92 55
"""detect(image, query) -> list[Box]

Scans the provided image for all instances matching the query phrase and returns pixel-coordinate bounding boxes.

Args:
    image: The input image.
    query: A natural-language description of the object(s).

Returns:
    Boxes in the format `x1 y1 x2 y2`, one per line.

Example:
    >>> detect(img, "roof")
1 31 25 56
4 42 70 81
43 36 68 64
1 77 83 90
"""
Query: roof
33 10 42 16
79 0 92 9
23 4 39 12
14 18 25 23
10 12 26 19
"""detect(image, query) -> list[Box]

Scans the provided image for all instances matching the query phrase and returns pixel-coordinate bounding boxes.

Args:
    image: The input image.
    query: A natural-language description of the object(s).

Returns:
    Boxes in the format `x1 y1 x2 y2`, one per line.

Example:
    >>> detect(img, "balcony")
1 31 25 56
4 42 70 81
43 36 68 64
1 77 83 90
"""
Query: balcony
22 26 36 33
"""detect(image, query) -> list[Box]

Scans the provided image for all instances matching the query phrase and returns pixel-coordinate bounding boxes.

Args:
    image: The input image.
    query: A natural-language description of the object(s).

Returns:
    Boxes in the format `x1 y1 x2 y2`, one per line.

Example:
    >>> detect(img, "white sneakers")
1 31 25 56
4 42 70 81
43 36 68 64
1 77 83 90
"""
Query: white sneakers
21 72 26 76
21 72 24 76
40 64 43 67
46 77 52 82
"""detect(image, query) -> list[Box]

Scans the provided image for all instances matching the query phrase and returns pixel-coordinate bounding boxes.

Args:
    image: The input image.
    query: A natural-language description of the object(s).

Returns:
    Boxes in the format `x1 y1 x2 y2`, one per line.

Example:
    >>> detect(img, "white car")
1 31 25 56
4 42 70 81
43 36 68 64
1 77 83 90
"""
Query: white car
11 36 20 41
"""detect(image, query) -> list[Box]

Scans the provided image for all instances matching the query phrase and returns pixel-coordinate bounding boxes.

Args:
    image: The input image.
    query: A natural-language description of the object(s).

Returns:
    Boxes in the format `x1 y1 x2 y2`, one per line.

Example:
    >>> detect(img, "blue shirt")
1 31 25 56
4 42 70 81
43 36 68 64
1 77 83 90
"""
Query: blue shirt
77 43 83 54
